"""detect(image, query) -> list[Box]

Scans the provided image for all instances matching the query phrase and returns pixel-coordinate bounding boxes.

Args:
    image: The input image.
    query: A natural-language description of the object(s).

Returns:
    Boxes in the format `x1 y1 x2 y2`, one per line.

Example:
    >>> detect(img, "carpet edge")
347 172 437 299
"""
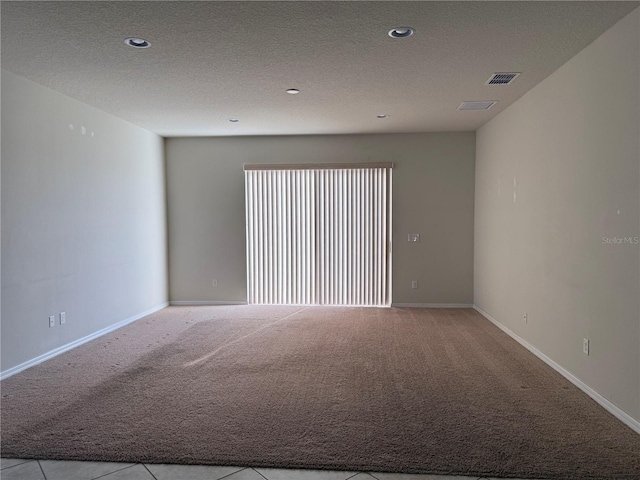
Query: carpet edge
473 304 640 435
0 302 170 380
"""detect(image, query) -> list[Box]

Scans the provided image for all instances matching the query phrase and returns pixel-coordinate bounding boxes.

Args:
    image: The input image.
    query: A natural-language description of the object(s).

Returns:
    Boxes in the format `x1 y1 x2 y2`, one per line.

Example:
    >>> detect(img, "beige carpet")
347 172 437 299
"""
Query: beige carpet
2 306 639 479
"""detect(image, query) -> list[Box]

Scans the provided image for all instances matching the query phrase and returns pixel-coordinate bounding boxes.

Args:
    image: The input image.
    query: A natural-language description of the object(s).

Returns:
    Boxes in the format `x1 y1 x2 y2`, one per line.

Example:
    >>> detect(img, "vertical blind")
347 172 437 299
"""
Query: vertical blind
244 163 392 306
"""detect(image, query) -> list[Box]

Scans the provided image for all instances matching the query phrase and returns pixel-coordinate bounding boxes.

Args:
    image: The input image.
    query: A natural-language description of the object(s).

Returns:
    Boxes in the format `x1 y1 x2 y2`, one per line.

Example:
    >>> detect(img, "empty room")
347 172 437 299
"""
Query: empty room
1 1 639 480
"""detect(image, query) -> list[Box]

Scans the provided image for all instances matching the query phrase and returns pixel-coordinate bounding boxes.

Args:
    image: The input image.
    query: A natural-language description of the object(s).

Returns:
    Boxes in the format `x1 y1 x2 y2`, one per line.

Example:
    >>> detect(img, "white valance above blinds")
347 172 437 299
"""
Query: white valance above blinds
243 162 394 171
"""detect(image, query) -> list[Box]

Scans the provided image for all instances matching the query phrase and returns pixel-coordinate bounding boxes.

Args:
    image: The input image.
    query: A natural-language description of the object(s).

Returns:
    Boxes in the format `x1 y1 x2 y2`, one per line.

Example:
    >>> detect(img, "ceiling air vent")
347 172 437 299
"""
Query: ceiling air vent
486 72 520 85
458 101 497 111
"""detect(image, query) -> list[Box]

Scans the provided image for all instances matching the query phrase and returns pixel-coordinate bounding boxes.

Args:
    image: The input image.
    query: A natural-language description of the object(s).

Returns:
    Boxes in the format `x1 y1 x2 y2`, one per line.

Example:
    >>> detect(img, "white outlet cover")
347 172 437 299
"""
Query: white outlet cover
60 312 66 324
408 234 420 242
49 315 55 328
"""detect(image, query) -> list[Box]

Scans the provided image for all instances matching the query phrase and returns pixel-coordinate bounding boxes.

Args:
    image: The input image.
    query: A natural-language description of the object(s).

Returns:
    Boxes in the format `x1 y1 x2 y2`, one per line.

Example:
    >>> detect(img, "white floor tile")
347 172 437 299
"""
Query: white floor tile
145 463 244 480
223 469 268 480
0 458 534 480
39 460 135 480
0 461 45 480
98 464 156 479
0 459 32 470
370 474 481 480
255 467 356 480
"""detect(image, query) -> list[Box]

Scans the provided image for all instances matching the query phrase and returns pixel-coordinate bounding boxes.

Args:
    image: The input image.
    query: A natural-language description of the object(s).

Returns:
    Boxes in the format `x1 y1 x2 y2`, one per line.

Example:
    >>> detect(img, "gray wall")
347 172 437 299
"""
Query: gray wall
166 133 476 305
1 71 169 372
475 9 640 422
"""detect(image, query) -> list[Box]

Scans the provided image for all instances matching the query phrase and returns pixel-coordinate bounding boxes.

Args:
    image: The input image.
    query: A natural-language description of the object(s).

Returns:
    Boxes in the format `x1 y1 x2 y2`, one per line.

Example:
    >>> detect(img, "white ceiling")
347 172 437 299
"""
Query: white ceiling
2 1 638 137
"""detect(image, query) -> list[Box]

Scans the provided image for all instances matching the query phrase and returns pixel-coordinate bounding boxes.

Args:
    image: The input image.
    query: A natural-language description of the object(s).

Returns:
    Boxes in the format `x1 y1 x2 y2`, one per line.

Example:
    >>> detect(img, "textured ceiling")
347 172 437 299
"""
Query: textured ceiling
2 1 638 137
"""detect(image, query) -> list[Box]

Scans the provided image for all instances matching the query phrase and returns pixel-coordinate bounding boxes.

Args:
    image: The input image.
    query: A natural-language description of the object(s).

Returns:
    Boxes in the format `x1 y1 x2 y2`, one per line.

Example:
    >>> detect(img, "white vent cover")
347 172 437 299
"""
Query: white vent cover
486 72 520 85
458 101 497 111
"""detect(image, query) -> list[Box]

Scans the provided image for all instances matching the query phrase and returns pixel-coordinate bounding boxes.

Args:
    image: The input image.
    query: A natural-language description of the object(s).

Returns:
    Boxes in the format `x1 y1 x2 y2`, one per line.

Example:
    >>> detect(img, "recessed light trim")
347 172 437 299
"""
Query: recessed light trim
124 37 150 48
229 118 239 123
286 88 300 94
388 27 414 38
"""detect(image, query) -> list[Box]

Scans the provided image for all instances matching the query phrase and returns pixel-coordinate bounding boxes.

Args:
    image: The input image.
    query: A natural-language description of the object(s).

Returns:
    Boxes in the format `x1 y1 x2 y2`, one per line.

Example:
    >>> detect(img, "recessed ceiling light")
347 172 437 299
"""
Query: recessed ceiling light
377 114 389 119
124 37 150 48
229 118 239 123
388 27 414 38
286 88 300 94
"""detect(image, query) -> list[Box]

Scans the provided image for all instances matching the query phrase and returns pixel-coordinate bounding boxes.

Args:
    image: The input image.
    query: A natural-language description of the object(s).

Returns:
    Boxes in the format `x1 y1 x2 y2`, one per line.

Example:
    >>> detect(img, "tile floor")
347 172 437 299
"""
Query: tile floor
0 458 533 480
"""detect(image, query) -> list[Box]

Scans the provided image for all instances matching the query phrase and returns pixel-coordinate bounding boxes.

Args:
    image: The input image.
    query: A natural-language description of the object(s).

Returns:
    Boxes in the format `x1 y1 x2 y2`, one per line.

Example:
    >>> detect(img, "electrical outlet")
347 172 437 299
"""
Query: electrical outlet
60 312 66 325
408 234 420 243
583 338 590 356
411 280 418 289
49 315 55 328
524 313 528 324
212 279 218 287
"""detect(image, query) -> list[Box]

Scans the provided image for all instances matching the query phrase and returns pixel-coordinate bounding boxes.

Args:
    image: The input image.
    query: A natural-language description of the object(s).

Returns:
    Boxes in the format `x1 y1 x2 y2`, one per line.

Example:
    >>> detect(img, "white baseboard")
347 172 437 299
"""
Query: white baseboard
392 303 473 308
0 302 169 380
473 305 640 435
169 300 248 306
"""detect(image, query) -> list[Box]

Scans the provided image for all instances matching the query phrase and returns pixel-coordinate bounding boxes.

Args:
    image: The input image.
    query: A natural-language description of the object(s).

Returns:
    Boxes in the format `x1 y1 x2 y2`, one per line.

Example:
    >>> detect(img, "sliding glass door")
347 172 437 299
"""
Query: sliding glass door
244 164 392 306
